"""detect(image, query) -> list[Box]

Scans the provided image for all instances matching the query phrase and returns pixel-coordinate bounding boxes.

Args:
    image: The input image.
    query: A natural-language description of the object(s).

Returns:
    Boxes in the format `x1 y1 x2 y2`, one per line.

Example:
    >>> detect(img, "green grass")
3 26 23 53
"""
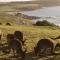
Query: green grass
0 25 60 52
0 0 60 59
0 13 59 53
0 14 59 59
0 13 32 26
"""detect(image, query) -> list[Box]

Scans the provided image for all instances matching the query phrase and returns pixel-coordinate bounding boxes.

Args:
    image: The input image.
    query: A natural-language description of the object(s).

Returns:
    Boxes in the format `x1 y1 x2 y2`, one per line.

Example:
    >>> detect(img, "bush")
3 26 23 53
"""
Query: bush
35 20 56 26
6 23 11 26
0 23 2 25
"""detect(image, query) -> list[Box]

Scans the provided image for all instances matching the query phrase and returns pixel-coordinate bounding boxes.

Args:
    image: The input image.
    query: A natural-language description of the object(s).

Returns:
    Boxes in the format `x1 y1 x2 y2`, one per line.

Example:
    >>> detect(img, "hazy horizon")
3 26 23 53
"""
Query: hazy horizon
0 0 35 2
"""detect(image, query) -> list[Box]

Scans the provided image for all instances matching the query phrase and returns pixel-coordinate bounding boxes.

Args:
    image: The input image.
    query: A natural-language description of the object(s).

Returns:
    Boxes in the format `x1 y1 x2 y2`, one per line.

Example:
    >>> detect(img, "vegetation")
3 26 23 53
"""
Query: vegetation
35 20 56 27
0 25 60 52
0 13 32 26
0 0 60 60
0 12 59 60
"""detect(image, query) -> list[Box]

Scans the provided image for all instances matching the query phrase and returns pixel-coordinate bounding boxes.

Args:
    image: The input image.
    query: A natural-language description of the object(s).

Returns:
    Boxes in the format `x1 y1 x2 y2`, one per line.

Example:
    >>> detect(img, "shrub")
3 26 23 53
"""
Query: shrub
0 23 2 25
6 23 11 26
35 20 56 26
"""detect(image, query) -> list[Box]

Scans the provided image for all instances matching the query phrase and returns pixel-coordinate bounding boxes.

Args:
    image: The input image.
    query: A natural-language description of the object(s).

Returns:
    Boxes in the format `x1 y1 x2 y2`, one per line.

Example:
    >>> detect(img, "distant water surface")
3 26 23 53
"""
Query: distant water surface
21 6 60 26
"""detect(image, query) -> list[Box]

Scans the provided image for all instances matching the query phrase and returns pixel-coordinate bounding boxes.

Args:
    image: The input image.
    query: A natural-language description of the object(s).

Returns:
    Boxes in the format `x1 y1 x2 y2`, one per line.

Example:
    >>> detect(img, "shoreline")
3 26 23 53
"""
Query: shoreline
0 0 60 12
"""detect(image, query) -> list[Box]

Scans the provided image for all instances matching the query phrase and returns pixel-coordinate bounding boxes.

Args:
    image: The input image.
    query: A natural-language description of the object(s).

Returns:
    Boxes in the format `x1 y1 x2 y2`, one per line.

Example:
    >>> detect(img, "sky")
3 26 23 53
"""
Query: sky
0 0 35 2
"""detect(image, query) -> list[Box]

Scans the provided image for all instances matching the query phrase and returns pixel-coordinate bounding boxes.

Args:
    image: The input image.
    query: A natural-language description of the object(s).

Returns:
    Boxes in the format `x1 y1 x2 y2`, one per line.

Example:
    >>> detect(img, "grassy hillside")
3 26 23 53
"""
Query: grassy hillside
0 25 59 59
0 13 32 26
0 25 60 52
0 0 60 60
